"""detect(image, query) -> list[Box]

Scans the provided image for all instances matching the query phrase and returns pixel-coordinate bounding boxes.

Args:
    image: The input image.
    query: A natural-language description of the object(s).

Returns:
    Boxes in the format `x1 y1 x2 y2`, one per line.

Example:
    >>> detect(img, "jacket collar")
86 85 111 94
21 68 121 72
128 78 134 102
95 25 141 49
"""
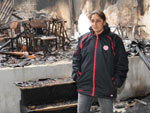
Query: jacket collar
89 24 110 37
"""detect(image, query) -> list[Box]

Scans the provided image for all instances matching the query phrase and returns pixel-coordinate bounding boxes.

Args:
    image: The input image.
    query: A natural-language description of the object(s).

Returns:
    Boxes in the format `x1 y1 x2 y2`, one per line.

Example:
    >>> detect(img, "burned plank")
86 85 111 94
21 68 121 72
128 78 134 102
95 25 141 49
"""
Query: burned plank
16 77 77 106
134 99 147 106
0 31 24 50
21 101 77 113
0 51 28 56
29 101 77 112
17 80 75 90
12 13 23 20
16 77 75 89
126 95 150 113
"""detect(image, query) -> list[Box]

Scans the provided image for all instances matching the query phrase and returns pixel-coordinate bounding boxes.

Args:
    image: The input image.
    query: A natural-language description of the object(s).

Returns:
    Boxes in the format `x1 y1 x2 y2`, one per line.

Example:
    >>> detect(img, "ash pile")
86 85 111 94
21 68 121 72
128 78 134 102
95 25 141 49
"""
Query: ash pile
0 0 76 68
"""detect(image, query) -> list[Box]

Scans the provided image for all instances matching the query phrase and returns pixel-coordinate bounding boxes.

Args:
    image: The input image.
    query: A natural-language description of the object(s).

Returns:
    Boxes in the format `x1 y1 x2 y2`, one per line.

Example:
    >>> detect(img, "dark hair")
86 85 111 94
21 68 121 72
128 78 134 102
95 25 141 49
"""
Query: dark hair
88 10 106 21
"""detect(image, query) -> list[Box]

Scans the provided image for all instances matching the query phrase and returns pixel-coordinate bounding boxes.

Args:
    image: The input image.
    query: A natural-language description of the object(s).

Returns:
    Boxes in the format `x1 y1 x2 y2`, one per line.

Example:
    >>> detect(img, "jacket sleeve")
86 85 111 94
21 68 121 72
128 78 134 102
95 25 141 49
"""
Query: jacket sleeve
113 36 129 88
72 38 81 81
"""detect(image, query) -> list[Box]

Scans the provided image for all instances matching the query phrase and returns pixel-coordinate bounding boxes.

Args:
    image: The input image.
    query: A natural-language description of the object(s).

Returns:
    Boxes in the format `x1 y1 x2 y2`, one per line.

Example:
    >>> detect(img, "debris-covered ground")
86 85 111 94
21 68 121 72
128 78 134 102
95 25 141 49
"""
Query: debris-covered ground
90 94 150 113
114 95 150 113
15 77 150 113
0 39 76 68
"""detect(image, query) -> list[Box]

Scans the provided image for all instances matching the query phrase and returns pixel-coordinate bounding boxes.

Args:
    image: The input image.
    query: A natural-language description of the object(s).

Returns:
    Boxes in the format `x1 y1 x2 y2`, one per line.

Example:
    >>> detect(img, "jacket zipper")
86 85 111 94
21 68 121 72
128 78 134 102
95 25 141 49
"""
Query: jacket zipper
92 35 99 96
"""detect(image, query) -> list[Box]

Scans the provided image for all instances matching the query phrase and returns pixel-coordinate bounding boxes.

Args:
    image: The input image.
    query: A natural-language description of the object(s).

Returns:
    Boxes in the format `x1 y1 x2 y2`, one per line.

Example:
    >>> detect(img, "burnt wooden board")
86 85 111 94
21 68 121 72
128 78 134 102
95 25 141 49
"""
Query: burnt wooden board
17 77 77 106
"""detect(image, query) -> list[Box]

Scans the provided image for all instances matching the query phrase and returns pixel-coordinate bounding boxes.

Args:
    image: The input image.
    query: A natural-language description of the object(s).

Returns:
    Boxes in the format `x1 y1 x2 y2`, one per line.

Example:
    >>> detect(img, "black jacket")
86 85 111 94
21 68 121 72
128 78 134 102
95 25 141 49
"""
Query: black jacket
72 27 128 99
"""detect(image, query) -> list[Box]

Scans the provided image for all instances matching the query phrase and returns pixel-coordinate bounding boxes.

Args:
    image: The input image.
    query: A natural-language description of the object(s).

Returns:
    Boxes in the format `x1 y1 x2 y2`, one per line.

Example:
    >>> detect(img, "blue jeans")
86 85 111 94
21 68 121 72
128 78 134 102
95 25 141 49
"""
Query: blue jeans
77 93 113 113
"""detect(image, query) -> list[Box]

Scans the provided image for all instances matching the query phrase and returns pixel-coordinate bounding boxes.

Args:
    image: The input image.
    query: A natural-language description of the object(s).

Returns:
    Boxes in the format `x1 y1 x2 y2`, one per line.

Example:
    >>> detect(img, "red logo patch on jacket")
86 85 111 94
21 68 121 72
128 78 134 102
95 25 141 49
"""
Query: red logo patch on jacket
103 45 109 51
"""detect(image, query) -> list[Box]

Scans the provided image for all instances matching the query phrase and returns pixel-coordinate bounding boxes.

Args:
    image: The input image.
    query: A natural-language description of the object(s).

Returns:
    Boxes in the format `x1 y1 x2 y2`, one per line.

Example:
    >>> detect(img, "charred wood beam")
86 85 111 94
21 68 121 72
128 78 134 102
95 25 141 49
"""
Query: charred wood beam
15 77 77 106
21 102 77 113
134 99 147 106
0 39 11 49
12 13 23 20
0 51 28 56
0 31 24 50
17 77 77 113
20 82 77 106
29 102 77 112
0 23 10 32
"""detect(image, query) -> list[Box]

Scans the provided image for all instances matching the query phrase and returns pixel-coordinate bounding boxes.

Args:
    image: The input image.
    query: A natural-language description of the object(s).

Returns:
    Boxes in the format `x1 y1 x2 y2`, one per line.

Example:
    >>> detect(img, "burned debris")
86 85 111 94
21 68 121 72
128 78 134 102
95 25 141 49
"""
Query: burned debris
15 77 77 113
1 0 150 113
0 0 73 68
0 18 70 52
111 25 150 71
1 0 150 69
125 96 150 113
15 76 150 113
0 18 72 67
113 95 150 113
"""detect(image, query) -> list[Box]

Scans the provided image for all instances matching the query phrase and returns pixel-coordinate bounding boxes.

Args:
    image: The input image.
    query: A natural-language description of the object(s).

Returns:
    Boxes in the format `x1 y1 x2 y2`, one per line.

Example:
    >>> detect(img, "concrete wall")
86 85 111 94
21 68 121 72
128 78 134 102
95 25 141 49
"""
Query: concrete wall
118 56 150 100
0 61 72 113
0 57 150 113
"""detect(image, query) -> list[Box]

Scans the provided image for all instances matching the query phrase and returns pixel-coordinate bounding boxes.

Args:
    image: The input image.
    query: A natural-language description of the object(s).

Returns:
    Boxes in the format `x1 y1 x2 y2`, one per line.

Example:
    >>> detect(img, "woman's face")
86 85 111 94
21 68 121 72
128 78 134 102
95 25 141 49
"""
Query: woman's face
90 14 106 35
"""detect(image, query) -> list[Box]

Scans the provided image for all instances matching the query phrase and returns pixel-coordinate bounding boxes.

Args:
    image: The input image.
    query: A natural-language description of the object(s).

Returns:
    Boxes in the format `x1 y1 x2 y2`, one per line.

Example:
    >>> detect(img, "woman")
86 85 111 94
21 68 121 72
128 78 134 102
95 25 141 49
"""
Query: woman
72 10 128 113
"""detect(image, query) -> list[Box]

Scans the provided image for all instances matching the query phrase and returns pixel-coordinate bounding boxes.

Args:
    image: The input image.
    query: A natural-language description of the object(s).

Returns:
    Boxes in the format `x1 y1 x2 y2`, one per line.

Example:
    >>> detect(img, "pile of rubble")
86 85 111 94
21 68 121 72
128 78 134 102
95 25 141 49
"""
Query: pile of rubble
0 32 75 68
114 95 150 113
0 50 74 68
0 0 76 68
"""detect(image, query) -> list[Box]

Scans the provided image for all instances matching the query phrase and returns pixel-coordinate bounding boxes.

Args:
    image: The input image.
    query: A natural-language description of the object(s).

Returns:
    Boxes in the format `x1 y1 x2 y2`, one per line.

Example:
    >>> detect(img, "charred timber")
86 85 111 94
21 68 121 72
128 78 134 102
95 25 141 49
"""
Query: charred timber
0 31 24 50
15 77 77 106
